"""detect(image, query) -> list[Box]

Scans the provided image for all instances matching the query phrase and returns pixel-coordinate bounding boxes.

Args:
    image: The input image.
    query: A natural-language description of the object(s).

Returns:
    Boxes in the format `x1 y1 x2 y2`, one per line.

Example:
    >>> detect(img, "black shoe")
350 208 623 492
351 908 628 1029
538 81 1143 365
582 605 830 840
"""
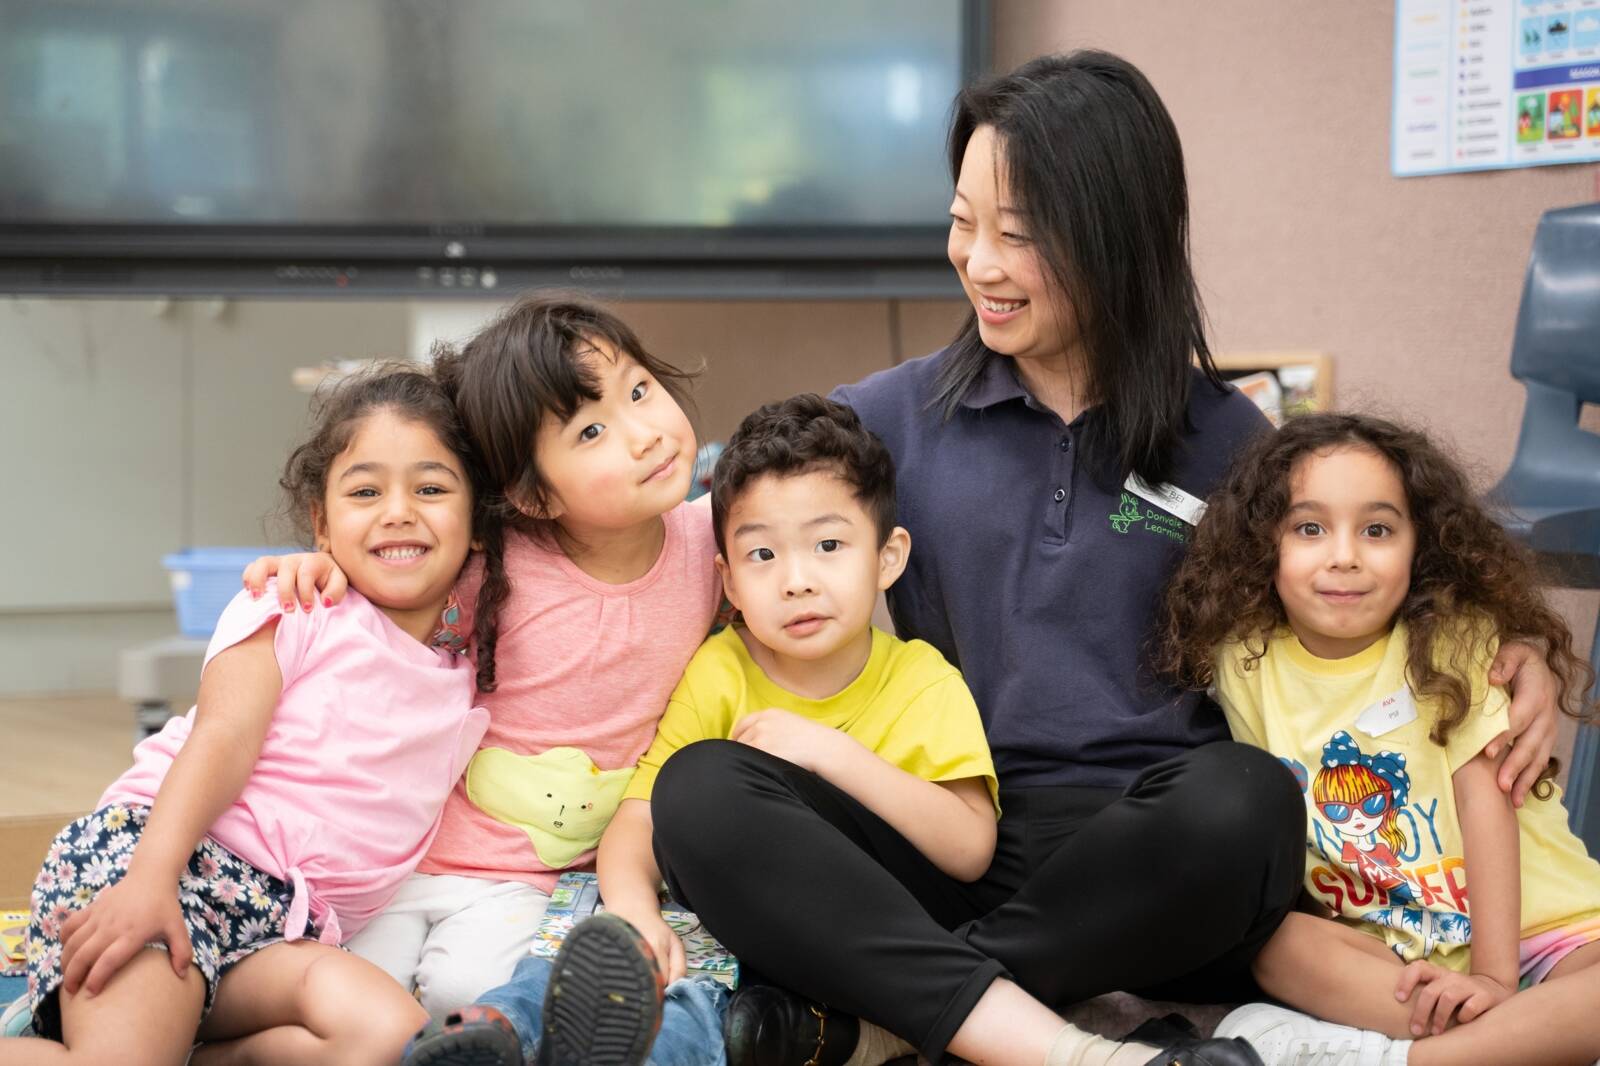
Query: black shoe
723 984 860 1066
1127 1011 1263 1065
1125 1012 1202 1047
1140 1037 1264 1065
534 913 666 1066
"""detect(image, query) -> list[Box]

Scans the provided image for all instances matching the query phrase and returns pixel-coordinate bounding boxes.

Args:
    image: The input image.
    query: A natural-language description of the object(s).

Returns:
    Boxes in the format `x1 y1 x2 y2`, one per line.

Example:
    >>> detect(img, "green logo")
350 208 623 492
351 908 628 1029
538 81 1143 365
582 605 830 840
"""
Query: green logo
1108 492 1187 542
1109 493 1143 533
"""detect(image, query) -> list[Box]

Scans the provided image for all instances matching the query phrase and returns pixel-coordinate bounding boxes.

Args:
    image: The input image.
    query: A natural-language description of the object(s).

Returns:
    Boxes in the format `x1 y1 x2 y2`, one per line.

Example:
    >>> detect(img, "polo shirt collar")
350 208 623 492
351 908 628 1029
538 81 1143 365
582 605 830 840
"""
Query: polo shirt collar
958 353 1030 411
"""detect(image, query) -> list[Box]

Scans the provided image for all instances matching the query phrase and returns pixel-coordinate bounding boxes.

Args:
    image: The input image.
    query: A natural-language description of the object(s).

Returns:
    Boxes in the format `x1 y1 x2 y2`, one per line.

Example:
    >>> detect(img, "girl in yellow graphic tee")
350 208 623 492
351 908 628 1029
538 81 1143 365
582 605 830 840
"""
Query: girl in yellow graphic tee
1161 413 1600 1066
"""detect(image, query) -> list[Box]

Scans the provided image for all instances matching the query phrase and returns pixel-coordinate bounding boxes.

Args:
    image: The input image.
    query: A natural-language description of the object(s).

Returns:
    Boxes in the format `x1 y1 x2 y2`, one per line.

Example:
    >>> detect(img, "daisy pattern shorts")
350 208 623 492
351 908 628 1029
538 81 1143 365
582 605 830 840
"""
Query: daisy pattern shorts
23 804 300 1040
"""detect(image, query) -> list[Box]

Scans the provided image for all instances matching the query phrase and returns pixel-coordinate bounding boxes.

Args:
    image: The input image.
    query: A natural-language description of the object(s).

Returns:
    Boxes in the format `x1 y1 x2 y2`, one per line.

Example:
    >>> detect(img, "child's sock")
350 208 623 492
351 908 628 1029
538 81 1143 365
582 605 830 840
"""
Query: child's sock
1381 1039 1412 1065
842 1019 916 1065
1043 1023 1159 1066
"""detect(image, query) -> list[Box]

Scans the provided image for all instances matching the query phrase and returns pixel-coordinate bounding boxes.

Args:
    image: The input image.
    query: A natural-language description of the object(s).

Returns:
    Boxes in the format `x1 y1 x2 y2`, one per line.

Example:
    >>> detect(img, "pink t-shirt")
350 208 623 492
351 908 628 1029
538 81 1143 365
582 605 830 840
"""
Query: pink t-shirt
418 500 720 890
102 584 488 945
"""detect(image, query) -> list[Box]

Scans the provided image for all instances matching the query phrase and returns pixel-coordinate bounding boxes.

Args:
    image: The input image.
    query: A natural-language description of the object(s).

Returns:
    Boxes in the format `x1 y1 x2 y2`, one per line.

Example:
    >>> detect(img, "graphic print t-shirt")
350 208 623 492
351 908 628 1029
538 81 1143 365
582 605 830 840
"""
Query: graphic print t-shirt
419 501 721 891
1214 623 1600 970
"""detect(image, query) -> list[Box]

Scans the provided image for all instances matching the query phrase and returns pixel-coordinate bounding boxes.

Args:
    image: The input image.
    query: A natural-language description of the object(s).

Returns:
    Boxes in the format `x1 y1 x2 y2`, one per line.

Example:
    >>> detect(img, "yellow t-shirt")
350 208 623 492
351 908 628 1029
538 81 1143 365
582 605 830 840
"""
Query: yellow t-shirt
1214 622 1600 970
625 625 999 814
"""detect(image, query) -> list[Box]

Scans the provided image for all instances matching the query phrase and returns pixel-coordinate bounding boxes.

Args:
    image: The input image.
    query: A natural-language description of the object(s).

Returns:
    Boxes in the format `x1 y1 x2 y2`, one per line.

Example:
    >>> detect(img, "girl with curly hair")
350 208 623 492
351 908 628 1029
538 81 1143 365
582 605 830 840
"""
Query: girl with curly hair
1161 412 1600 1066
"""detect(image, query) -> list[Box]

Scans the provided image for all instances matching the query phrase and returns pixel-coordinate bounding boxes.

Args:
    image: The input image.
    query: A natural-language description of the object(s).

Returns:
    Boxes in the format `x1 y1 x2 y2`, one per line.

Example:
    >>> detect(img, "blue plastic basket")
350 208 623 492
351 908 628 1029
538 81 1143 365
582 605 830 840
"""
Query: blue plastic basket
162 547 294 638
686 442 724 501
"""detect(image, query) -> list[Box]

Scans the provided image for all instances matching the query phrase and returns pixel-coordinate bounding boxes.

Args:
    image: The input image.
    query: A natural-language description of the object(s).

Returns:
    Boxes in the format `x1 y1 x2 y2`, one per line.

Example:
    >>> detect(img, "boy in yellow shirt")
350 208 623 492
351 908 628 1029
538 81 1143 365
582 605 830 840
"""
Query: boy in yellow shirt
602 392 1001 1066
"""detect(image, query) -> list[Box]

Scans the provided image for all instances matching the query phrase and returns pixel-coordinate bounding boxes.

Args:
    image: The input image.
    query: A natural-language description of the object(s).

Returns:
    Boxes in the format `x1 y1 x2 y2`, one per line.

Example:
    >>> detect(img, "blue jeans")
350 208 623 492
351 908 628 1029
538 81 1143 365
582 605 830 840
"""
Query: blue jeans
477 954 729 1066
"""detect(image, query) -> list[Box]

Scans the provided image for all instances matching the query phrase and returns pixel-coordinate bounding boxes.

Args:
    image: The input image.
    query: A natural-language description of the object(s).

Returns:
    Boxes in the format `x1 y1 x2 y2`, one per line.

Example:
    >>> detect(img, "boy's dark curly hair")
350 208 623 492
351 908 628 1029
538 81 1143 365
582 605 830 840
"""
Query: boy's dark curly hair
1158 412 1593 794
711 394 897 556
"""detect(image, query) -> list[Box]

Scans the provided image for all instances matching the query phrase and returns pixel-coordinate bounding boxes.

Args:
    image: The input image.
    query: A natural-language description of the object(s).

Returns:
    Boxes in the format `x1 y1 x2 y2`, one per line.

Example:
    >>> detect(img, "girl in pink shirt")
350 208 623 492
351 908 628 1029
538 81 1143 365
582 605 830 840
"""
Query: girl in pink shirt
245 297 722 1037
6 368 495 1066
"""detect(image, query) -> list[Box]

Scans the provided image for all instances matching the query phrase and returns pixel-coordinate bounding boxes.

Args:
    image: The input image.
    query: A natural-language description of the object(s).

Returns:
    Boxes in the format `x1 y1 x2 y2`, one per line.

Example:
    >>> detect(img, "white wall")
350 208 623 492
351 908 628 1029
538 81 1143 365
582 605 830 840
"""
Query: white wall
0 294 959 695
0 296 410 693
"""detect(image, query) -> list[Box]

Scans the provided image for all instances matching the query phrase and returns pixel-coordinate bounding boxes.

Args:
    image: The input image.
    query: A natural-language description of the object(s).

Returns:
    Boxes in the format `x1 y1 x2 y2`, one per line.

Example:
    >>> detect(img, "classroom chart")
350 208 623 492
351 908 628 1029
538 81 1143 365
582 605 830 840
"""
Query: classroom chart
1394 0 1600 175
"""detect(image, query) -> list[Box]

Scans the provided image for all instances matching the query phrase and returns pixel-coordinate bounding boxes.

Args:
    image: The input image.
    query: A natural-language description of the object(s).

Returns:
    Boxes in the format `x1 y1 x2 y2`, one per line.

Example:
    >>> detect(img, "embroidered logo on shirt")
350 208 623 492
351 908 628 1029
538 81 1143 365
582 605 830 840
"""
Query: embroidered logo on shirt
1107 492 1188 542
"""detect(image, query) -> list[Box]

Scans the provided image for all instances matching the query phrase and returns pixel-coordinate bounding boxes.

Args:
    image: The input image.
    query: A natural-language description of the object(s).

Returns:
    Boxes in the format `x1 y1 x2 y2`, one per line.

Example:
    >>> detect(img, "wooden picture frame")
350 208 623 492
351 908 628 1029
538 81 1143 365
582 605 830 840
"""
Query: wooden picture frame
1212 350 1333 424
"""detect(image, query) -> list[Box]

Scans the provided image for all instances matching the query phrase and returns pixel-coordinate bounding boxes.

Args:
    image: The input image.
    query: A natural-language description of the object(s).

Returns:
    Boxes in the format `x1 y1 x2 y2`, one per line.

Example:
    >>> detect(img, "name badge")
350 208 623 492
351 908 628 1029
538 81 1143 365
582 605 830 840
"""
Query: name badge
1356 687 1418 738
1123 474 1208 527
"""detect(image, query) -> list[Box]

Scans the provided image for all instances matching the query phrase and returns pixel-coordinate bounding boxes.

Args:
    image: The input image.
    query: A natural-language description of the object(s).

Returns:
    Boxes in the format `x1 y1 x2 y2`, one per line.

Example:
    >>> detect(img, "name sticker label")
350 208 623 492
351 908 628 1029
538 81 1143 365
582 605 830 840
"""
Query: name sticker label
1356 687 1419 738
1123 474 1208 527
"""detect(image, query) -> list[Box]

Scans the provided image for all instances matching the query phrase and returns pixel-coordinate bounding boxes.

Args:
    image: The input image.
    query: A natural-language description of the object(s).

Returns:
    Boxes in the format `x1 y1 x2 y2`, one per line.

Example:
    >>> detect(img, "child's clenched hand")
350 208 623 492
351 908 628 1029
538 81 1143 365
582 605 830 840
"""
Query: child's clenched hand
1395 960 1512 1035
729 709 857 774
606 902 686 984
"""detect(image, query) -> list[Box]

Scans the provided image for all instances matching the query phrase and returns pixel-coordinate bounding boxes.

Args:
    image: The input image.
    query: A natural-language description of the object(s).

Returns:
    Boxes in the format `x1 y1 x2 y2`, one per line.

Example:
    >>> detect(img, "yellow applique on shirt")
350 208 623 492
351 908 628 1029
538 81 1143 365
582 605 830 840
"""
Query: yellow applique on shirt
465 746 635 868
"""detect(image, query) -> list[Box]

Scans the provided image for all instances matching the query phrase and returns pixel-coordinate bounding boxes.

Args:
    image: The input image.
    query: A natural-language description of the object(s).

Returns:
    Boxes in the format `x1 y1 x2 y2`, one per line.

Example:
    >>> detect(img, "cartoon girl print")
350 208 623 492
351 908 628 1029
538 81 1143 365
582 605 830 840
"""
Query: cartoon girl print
1314 731 1417 906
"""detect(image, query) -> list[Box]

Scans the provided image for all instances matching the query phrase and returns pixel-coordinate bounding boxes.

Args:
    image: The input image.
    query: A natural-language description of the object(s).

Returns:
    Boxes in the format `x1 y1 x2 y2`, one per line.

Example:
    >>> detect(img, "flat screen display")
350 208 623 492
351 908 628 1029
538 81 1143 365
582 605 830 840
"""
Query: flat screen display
0 1 975 255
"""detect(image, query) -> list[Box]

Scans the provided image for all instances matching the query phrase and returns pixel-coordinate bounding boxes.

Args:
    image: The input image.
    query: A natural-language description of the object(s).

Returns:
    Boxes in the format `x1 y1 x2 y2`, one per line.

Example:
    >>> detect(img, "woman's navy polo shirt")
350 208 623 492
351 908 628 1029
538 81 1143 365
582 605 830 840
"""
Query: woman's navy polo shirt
832 349 1270 791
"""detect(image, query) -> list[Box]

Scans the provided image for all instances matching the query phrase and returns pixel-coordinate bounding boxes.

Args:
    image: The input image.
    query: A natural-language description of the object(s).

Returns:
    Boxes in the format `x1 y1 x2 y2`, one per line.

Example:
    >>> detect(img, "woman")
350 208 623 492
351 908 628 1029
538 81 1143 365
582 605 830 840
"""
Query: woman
649 51 1562 1066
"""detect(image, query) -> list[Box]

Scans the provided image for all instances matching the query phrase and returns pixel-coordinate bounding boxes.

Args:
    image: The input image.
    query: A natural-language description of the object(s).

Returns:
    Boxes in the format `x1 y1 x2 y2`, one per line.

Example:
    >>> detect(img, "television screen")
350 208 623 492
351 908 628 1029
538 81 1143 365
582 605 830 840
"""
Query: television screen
0 0 984 297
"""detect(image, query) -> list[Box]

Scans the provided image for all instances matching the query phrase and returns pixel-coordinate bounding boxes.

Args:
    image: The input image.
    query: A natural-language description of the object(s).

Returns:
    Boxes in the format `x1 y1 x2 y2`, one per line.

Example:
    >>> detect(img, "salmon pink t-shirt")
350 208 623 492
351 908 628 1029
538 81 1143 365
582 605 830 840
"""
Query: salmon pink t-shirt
102 583 488 944
418 499 720 891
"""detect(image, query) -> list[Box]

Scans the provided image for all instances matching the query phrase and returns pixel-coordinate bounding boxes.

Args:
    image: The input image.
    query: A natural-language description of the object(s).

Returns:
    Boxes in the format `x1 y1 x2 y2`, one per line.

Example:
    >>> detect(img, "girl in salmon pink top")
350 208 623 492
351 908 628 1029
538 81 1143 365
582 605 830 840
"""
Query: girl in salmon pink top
245 296 722 1022
6 368 495 1066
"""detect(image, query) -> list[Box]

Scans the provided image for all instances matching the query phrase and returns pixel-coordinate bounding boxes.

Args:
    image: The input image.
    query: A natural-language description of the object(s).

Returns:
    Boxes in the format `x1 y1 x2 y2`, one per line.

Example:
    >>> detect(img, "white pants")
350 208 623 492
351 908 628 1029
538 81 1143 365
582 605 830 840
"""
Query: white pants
347 872 551 1022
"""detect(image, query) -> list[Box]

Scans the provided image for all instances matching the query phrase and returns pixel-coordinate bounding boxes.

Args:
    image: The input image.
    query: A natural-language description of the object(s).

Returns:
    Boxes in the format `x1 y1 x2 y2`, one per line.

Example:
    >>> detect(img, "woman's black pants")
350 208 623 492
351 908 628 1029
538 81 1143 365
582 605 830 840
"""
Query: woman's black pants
651 739 1305 1064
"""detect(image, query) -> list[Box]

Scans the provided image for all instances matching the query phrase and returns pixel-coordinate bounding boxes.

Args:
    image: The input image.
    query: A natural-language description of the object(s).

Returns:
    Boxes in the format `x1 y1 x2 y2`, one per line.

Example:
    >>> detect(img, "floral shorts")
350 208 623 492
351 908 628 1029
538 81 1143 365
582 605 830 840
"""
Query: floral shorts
24 804 299 1040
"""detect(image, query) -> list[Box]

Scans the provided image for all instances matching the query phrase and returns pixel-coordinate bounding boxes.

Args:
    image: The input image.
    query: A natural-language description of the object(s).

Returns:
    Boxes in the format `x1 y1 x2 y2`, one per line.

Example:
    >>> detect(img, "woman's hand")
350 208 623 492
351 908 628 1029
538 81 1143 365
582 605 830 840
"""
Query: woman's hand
729 709 857 774
604 902 686 984
1395 961 1512 1035
59 871 191 996
1485 641 1559 806
241 552 347 613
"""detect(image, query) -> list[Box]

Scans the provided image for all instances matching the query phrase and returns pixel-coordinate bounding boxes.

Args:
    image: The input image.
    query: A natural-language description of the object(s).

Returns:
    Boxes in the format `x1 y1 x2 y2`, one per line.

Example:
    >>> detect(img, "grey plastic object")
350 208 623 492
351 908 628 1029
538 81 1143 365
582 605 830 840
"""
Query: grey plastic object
1490 202 1600 856
118 636 207 744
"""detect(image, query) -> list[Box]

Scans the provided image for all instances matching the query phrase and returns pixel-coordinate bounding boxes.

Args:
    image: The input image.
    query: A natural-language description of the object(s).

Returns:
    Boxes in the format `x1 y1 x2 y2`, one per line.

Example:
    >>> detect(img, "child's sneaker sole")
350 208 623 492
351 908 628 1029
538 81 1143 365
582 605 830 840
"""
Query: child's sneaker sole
403 1005 522 1066
535 912 666 1066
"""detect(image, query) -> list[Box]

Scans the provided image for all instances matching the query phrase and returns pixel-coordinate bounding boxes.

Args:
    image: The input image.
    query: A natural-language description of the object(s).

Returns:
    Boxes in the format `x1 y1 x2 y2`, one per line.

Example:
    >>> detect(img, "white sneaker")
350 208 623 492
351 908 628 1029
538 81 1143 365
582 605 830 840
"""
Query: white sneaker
1213 1003 1410 1066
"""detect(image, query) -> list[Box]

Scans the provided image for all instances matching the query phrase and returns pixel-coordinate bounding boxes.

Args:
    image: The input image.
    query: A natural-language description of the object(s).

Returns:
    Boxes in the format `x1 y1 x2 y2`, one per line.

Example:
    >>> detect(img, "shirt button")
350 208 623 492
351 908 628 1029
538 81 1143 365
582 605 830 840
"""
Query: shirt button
1060 438 1070 451
1053 488 1066 502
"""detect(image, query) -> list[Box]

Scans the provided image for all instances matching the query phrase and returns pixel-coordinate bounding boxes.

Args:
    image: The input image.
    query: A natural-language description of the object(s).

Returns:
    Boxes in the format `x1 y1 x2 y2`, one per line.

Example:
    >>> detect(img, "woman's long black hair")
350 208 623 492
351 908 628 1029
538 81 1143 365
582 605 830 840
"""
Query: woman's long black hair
935 50 1223 487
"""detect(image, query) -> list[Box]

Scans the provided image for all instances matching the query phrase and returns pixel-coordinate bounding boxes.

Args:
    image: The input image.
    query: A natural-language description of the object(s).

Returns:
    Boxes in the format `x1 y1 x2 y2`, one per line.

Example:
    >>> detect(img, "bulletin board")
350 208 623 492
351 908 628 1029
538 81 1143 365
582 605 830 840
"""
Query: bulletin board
1394 0 1600 176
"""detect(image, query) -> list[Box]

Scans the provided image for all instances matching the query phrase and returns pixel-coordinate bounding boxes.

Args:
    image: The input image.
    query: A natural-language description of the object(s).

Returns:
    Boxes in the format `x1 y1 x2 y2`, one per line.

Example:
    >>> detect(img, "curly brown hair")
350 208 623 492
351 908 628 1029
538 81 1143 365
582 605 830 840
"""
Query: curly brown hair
1157 412 1593 793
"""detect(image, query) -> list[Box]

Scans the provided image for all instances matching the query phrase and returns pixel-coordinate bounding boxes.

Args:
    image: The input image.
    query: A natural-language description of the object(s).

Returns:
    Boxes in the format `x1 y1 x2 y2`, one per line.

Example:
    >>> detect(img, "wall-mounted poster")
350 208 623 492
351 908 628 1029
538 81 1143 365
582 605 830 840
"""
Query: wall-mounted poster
1394 0 1600 175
